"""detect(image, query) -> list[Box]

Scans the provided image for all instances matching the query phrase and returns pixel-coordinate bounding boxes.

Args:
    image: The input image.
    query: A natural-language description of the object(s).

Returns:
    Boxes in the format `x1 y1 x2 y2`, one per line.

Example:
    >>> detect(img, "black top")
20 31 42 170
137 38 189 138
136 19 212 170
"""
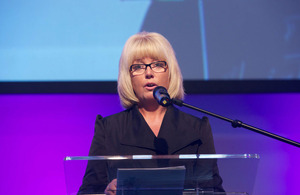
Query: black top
79 105 224 193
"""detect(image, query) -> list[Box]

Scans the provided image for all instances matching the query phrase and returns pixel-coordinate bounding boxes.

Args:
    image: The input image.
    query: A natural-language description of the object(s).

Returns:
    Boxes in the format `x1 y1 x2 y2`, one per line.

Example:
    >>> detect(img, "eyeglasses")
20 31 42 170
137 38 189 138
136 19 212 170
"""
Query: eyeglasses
129 61 168 75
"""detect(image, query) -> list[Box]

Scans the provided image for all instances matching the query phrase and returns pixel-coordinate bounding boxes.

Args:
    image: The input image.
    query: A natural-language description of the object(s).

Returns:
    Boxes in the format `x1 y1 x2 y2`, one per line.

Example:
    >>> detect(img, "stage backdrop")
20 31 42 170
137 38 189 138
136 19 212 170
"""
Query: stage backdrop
0 93 299 195
1 0 300 82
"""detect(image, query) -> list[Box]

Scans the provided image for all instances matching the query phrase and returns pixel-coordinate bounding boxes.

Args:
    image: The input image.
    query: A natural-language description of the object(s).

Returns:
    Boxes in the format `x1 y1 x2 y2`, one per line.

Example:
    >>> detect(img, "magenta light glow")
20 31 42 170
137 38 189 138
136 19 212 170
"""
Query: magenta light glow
0 93 299 195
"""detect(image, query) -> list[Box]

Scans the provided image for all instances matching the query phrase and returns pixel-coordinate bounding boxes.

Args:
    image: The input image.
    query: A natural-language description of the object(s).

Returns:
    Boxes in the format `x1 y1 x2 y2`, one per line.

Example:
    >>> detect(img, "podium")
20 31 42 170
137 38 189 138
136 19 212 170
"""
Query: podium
64 154 259 195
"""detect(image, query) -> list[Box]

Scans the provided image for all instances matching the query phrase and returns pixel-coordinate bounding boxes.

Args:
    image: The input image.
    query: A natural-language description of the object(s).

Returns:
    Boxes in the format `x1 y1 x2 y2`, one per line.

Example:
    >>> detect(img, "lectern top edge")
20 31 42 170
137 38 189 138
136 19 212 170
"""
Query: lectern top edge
64 154 260 161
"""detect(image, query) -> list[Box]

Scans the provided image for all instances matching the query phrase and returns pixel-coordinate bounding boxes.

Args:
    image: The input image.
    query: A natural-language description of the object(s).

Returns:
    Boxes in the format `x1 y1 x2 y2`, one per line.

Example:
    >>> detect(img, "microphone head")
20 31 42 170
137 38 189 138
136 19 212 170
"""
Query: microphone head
153 86 171 107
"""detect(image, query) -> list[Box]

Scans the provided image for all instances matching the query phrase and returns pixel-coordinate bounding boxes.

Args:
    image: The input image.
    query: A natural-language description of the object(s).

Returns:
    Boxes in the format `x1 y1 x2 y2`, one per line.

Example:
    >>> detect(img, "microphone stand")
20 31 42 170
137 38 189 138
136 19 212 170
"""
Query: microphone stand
172 98 300 148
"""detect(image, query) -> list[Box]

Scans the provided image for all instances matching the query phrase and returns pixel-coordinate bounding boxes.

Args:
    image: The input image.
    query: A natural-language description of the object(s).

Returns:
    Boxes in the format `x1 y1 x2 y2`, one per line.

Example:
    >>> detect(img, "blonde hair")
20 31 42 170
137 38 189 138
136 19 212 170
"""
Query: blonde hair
118 32 184 109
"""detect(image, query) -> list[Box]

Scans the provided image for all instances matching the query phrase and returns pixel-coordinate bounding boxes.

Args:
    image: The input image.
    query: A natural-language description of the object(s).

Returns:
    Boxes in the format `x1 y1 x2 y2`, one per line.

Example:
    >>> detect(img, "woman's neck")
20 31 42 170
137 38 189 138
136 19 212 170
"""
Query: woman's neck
138 105 167 118
138 103 167 137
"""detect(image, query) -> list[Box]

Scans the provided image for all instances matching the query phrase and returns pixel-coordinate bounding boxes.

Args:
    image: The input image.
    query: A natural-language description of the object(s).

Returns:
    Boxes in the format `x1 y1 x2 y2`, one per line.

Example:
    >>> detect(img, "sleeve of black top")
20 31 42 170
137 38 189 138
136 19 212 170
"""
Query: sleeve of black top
78 115 108 194
197 117 225 192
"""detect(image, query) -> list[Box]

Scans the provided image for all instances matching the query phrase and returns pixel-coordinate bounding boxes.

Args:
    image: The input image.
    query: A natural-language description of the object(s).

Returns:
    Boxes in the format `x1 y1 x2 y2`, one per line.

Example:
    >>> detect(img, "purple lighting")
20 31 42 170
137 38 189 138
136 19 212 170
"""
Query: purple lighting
0 93 299 195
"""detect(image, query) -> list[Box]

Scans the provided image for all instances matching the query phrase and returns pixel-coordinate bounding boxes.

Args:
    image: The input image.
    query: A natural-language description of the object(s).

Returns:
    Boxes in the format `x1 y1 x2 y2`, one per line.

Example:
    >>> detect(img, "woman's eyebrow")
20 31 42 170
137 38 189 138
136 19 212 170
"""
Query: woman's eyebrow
133 59 143 63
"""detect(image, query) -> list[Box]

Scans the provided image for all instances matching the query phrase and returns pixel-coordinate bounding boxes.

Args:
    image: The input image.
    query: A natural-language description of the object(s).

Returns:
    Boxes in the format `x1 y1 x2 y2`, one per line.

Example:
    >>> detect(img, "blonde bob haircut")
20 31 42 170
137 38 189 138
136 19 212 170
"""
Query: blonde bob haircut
118 32 185 109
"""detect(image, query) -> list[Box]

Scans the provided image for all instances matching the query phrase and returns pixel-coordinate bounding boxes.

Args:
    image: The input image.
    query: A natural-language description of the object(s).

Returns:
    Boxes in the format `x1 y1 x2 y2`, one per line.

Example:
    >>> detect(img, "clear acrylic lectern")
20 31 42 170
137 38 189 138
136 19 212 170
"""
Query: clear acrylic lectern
64 154 259 195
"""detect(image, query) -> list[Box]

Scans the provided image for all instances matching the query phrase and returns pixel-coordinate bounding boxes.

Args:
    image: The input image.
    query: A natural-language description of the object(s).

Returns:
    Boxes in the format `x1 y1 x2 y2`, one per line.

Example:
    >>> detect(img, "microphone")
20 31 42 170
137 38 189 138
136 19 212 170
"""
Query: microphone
153 86 171 107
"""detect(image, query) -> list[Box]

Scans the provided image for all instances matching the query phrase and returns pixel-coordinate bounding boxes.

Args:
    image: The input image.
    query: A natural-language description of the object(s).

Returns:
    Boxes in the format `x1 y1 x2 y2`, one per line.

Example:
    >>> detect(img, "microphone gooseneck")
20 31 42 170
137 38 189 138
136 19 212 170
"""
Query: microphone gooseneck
153 87 300 147
173 96 300 148
153 86 171 107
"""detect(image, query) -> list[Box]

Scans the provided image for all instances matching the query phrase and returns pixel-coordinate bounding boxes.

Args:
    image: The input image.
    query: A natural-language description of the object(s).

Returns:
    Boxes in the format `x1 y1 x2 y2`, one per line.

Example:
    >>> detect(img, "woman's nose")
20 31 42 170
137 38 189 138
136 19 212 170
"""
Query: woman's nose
144 66 154 78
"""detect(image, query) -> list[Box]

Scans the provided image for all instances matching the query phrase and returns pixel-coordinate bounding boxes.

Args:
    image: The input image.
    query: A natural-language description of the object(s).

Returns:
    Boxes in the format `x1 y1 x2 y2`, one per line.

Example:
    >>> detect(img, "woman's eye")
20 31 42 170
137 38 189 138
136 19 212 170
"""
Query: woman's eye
154 62 163 67
133 65 142 70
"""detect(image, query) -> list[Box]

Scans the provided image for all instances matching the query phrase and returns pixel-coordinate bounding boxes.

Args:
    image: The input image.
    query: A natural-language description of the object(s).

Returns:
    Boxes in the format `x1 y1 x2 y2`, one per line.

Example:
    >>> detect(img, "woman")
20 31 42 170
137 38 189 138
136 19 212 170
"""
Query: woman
79 32 223 194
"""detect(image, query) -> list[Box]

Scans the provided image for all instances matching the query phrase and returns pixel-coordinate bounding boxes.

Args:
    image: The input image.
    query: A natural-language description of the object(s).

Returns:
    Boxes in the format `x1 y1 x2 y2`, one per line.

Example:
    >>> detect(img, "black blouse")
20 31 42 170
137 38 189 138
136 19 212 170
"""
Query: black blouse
79 105 224 194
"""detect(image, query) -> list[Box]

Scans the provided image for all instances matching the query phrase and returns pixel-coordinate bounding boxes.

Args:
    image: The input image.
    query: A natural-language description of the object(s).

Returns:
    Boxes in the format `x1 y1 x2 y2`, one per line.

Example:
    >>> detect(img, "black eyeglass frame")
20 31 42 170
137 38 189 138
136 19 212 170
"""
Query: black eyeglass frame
129 61 168 74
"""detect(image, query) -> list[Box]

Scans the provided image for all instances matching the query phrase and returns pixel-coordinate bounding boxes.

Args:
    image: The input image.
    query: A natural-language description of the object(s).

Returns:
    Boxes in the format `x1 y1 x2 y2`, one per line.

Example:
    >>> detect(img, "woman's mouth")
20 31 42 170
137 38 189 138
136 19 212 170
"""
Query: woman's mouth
144 83 157 90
